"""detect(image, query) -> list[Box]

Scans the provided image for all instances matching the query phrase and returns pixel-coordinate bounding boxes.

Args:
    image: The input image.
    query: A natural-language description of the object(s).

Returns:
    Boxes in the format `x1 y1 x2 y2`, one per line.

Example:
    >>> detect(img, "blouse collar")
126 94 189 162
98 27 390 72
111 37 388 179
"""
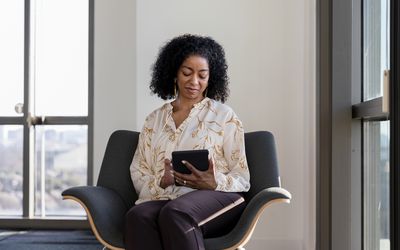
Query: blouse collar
166 97 210 113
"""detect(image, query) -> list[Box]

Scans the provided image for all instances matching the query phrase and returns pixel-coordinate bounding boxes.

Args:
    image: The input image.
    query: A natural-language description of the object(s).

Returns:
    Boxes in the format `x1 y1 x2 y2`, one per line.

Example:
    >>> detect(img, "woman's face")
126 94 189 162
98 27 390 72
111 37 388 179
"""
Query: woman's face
176 55 209 102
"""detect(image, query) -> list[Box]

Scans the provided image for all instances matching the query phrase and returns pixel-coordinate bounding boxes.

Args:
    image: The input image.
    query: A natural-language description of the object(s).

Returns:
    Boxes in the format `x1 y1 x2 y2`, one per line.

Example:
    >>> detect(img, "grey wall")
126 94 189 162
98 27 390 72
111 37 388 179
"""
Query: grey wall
94 1 316 249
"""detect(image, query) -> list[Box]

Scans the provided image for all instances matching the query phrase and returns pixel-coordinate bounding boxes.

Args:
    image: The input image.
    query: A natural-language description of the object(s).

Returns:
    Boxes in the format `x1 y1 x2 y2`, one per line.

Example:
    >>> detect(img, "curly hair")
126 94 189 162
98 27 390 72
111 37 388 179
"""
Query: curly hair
150 34 229 103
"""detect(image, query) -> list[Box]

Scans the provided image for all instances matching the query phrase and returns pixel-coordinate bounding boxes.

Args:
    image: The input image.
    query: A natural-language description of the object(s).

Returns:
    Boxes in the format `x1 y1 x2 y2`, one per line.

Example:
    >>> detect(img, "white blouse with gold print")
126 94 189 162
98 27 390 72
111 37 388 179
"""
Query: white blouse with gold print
130 97 250 204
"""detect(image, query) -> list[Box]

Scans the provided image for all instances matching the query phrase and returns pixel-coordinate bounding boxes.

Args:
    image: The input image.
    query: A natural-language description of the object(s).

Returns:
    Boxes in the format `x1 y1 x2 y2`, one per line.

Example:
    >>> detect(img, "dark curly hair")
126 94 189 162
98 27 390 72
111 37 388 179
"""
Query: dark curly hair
150 34 229 103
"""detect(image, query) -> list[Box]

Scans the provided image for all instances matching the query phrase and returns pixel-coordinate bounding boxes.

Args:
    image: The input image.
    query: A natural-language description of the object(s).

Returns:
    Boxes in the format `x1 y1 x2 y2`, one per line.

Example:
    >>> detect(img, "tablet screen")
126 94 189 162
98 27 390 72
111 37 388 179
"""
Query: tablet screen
172 149 209 174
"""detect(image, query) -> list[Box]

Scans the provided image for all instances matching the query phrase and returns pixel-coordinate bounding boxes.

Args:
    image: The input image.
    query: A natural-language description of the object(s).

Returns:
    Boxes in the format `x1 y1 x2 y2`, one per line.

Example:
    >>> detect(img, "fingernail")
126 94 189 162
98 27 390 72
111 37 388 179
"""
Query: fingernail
182 160 187 164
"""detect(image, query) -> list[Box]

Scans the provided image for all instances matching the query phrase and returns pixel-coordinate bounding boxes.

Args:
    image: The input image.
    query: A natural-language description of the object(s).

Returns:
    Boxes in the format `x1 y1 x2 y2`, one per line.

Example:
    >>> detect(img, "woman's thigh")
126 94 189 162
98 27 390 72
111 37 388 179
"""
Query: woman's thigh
162 190 246 237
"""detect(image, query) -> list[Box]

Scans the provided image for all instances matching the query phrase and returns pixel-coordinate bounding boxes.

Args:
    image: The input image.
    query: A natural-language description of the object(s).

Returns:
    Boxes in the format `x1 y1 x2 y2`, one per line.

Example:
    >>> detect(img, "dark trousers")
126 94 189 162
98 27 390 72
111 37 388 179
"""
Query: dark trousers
124 190 246 250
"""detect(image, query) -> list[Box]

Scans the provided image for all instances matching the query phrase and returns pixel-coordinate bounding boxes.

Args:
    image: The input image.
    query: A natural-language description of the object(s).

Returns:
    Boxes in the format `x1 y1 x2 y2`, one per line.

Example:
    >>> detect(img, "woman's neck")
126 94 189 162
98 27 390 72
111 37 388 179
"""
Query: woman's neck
173 96 204 112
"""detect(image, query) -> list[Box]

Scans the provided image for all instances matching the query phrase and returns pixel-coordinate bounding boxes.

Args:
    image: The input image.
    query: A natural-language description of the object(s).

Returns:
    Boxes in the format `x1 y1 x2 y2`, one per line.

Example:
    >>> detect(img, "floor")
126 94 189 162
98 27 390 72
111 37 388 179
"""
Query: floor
0 230 103 250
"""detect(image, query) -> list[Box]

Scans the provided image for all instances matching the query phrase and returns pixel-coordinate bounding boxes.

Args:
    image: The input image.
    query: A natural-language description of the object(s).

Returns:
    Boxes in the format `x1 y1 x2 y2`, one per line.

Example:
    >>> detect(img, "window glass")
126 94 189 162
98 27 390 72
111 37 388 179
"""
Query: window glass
363 121 390 250
32 0 88 116
0 0 24 116
363 0 390 100
34 125 86 217
0 126 23 216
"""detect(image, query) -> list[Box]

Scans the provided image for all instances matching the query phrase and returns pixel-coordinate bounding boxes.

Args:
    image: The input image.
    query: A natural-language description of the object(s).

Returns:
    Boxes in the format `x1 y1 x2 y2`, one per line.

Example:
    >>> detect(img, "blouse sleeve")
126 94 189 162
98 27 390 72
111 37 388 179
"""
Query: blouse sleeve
215 113 251 192
130 118 170 199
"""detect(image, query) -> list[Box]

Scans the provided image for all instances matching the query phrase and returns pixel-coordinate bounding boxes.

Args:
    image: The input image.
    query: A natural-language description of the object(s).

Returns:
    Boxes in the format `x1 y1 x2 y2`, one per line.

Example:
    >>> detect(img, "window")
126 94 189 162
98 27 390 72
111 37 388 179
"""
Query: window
317 0 400 249
0 0 93 223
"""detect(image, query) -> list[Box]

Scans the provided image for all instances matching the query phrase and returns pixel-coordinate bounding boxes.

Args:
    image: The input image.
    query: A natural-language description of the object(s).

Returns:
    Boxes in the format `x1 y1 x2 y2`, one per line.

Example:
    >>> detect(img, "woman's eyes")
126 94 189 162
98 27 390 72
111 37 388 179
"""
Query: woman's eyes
182 71 208 79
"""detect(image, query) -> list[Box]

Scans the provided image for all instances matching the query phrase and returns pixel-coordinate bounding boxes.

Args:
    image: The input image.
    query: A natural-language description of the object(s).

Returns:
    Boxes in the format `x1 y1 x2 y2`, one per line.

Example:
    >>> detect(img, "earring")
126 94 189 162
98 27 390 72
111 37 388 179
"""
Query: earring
174 78 177 97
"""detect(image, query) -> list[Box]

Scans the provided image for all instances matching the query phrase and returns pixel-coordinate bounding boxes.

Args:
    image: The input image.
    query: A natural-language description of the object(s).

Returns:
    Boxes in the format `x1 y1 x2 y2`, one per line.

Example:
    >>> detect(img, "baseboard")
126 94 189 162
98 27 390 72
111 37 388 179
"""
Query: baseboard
244 239 304 250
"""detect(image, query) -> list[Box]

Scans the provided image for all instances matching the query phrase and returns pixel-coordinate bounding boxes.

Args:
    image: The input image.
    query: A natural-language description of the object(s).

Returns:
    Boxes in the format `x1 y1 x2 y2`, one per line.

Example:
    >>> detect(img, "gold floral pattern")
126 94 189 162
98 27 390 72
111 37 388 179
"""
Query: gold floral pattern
130 97 250 204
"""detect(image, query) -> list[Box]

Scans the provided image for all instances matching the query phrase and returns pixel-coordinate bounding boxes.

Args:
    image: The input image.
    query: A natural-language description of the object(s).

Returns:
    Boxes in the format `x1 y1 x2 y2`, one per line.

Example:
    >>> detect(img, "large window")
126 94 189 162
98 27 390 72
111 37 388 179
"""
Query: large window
317 0 400 249
0 0 92 222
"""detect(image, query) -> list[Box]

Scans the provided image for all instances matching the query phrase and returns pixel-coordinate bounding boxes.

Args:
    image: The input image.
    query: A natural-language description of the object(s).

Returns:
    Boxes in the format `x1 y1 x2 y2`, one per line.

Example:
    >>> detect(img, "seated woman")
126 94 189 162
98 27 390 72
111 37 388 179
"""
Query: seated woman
125 34 250 250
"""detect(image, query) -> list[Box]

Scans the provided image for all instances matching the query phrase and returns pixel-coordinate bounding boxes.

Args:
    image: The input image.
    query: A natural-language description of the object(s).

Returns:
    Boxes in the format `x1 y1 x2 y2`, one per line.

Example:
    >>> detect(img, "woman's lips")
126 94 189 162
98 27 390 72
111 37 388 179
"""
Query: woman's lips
185 87 199 94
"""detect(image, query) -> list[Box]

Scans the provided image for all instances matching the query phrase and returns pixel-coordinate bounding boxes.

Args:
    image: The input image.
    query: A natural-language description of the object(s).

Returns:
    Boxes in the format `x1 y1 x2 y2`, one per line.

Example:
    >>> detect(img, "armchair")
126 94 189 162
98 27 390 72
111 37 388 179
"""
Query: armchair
62 130 291 250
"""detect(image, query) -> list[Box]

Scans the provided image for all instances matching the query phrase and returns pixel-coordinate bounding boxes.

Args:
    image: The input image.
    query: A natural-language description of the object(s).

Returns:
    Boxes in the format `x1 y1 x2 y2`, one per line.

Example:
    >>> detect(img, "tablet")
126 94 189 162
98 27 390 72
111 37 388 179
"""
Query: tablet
172 149 209 174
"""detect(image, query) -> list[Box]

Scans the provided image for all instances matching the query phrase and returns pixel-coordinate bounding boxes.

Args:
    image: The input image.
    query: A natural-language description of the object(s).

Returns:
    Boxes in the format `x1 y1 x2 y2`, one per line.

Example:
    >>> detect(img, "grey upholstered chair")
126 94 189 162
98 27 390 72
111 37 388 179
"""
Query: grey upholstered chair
62 130 291 250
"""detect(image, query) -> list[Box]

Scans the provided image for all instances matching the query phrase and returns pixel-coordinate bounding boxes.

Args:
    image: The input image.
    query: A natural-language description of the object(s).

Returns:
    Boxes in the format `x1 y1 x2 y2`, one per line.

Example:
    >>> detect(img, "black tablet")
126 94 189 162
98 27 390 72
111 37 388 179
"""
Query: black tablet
172 149 209 174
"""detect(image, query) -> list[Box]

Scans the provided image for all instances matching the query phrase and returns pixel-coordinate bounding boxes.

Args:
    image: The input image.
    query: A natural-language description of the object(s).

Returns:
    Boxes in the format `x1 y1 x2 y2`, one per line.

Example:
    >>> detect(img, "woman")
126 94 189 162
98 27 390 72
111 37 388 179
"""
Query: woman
125 34 250 250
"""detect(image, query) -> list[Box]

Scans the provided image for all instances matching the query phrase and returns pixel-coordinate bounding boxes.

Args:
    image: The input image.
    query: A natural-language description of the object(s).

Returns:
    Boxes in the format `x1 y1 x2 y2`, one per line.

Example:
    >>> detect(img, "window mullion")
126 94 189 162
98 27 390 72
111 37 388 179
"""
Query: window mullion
22 0 32 218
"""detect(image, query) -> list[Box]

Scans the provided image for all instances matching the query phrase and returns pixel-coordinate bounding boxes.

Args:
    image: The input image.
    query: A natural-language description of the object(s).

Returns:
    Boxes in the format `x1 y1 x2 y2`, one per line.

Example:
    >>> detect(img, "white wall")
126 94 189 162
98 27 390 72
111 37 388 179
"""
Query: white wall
94 0 315 249
93 0 137 181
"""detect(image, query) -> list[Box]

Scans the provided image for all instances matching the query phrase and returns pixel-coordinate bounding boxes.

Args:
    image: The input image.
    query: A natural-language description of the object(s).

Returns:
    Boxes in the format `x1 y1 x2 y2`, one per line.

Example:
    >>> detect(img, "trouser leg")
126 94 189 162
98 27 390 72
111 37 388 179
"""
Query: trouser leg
158 190 246 250
124 200 168 250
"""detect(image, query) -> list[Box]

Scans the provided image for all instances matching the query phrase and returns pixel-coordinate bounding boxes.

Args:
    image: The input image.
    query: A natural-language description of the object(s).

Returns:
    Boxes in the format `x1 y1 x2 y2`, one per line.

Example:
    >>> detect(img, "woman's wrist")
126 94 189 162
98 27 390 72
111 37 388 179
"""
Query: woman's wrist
210 181 218 190
159 177 167 189
160 176 173 189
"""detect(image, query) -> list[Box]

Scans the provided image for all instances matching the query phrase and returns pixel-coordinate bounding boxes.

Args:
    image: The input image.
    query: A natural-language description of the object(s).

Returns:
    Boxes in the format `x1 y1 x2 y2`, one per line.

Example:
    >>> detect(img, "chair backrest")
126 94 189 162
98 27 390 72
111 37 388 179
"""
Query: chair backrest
96 130 280 207
243 131 280 201
97 130 139 209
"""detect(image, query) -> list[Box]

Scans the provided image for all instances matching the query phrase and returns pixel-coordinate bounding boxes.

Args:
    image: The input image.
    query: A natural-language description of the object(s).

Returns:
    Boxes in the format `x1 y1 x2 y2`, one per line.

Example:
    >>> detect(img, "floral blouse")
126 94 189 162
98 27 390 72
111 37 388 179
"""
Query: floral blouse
130 97 250 204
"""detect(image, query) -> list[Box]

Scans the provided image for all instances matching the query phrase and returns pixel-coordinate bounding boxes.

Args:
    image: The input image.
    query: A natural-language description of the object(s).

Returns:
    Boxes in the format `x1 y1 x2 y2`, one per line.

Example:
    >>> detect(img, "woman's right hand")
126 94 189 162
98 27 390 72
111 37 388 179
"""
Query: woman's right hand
160 159 175 189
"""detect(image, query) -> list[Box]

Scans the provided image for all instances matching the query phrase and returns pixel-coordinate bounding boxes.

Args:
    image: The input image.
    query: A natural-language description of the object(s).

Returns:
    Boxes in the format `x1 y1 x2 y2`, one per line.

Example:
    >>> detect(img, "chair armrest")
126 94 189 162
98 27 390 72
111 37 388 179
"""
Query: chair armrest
62 186 128 249
205 187 291 250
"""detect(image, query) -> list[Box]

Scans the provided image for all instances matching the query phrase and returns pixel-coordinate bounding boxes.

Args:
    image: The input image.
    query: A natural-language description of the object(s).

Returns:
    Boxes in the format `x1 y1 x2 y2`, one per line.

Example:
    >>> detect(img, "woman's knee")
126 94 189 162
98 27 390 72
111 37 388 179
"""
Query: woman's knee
158 201 188 226
125 202 160 226
125 206 146 225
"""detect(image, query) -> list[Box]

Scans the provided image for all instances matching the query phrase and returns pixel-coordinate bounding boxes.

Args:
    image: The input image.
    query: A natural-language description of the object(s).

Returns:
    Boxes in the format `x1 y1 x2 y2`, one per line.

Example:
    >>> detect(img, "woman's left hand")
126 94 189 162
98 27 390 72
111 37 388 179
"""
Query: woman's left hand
173 159 217 190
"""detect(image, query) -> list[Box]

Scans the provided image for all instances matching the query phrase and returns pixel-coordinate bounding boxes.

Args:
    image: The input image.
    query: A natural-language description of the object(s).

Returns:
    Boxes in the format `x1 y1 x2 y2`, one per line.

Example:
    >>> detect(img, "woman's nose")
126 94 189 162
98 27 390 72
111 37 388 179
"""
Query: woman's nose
189 75 200 85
